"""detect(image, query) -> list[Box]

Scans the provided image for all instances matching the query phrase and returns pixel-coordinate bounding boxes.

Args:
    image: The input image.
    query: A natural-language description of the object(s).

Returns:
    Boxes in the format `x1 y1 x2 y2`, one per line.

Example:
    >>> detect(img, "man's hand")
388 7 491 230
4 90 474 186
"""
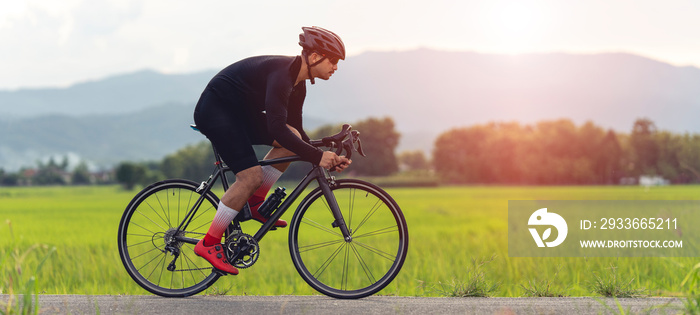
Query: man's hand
319 151 352 172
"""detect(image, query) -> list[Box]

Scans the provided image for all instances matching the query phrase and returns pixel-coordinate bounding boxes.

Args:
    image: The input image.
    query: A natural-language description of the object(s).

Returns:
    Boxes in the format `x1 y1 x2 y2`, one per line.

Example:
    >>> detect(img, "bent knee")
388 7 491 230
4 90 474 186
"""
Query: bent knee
235 166 263 191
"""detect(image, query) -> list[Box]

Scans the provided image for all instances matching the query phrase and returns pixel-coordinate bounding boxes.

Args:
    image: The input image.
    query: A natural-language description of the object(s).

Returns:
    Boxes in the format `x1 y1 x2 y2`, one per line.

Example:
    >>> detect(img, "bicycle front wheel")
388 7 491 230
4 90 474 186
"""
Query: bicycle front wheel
289 179 409 299
118 179 222 297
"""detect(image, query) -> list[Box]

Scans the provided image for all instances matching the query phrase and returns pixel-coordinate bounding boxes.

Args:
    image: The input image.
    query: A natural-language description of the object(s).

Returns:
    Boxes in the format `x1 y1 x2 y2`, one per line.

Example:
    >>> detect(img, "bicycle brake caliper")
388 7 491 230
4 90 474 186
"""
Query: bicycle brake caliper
196 181 207 193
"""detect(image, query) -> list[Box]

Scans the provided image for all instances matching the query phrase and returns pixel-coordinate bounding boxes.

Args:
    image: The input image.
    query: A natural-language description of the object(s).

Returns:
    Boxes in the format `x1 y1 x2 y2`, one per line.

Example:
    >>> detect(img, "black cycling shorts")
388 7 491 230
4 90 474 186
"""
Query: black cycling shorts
193 86 274 174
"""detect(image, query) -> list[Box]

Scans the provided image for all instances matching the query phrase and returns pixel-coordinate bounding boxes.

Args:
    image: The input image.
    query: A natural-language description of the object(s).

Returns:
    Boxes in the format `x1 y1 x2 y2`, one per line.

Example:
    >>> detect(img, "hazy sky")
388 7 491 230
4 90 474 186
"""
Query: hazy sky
1 0 698 90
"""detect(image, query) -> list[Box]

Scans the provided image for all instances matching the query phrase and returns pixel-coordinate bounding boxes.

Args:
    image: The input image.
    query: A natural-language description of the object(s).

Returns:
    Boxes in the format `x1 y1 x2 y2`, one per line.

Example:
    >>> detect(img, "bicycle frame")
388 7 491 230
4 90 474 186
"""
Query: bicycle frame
172 151 352 248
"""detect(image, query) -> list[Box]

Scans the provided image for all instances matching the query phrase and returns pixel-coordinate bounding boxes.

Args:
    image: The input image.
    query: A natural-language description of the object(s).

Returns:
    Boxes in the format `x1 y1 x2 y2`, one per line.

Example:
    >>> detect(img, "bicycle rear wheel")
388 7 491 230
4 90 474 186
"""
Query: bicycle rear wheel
118 179 222 297
289 179 409 299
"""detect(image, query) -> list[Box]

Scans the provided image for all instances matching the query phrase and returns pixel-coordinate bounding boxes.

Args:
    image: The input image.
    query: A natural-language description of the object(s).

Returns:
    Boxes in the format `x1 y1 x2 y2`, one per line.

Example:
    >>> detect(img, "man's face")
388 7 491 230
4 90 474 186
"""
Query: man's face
313 55 339 81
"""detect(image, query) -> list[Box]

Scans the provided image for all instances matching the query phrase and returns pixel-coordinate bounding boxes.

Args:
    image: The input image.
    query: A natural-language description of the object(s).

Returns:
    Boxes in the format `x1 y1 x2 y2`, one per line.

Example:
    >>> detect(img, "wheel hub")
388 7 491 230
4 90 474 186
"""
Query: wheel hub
163 228 184 251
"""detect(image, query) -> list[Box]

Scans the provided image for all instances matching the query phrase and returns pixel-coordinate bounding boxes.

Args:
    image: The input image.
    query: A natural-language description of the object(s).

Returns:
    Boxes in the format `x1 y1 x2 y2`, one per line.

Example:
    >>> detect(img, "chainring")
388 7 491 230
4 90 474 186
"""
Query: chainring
224 232 260 269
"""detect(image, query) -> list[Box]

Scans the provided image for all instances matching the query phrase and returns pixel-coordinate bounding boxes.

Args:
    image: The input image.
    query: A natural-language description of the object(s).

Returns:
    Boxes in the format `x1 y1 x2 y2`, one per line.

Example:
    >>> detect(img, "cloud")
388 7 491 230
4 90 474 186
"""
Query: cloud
0 0 146 88
71 0 142 38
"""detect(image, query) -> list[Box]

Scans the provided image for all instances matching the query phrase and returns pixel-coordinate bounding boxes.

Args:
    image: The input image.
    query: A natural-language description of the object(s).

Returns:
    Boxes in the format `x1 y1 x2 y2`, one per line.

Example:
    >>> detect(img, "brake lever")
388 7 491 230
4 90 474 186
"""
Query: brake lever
343 140 354 160
350 130 367 157
356 138 366 157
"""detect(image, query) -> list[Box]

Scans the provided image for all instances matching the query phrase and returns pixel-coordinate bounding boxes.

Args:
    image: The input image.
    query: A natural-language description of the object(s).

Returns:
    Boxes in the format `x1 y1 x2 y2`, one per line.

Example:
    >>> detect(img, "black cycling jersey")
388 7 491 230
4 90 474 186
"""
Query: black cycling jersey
194 55 324 172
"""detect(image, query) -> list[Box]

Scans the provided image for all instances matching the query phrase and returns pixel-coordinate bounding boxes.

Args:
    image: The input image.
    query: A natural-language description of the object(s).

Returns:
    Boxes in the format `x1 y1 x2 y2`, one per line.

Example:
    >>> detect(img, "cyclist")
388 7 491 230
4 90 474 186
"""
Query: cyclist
192 26 351 275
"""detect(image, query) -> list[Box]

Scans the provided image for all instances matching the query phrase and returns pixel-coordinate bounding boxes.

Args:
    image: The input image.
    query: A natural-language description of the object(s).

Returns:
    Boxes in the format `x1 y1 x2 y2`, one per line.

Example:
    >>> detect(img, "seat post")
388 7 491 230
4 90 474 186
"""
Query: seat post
191 124 231 190
209 143 232 191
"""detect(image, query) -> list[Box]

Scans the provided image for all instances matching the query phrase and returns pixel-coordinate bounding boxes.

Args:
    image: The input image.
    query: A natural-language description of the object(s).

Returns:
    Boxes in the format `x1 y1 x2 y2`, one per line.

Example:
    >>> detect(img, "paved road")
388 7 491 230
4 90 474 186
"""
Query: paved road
4 295 685 314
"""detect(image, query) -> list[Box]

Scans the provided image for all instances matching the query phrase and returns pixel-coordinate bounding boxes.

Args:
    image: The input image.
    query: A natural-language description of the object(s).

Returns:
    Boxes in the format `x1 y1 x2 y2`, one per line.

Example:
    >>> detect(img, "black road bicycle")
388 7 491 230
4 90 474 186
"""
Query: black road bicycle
117 124 409 299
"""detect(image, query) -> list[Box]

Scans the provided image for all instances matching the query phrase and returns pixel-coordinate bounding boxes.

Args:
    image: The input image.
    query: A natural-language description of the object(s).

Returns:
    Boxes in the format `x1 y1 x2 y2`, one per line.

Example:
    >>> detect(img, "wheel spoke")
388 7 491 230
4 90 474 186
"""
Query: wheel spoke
181 248 208 279
352 225 398 239
191 204 214 222
127 233 157 238
352 199 384 236
353 240 397 262
190 221 211 233
301 217 343 237
163 190 172 227
144 252 167 279
170 263 175 289
350 243 376 284
348 188 355 234
134 209 168 233
157 253 167 286
342 243 350 290
127 238 155 248
299 239 345 253
148 195 173 229
312 242 346 280
130 246 162 261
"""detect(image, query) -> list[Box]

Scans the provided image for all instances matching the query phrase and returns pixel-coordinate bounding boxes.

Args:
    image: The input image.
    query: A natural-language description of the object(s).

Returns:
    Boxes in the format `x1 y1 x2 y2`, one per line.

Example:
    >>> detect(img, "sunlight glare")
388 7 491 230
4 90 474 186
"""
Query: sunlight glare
481 1 547 54
0 0 27 28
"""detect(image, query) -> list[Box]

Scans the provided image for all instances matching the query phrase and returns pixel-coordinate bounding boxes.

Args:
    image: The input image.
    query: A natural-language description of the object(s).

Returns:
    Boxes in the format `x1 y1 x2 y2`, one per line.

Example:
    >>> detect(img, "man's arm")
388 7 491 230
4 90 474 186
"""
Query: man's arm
265 75 323 164
287 84 311 143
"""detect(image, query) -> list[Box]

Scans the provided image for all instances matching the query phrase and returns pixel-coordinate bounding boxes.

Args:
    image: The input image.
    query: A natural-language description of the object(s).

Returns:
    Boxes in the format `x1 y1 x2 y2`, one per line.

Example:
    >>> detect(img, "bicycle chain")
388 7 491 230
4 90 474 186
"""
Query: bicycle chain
174 267 212 272
169 231 209 272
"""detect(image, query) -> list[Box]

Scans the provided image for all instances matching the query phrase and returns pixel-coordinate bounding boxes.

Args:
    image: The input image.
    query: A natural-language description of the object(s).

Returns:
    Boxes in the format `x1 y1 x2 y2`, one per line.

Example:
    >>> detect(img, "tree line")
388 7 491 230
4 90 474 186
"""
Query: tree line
433 118 700 184
0 157 103 186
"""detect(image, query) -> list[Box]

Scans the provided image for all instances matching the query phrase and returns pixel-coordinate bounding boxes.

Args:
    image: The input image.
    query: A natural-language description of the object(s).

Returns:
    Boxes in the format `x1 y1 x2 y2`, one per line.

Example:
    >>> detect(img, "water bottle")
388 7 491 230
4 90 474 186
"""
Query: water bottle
257 187 287 218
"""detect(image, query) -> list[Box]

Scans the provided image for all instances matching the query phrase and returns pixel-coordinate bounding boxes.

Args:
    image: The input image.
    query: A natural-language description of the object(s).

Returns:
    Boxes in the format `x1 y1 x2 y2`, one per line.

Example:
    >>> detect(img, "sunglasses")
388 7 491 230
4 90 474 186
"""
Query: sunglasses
322 54 340 65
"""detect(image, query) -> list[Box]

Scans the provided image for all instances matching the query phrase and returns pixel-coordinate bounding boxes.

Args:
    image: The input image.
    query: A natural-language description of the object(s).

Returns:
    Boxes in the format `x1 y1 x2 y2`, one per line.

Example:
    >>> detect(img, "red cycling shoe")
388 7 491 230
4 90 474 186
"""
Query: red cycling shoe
194 239 239 275
249 203 287 228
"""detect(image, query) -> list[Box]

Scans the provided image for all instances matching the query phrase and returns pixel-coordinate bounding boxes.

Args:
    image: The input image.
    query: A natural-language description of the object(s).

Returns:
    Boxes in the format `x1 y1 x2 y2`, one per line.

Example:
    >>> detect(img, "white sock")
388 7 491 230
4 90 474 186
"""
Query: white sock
206 201 239 241
250 165 283 204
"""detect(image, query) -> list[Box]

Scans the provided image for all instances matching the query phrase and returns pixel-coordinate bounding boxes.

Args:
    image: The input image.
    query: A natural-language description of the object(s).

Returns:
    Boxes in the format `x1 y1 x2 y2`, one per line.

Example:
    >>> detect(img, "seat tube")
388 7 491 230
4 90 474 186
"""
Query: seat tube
315 167 352 241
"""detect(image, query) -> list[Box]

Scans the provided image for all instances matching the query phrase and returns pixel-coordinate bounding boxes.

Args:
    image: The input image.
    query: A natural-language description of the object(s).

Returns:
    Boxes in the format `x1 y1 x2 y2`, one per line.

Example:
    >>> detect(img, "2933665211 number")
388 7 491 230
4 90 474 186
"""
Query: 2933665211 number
600 217 677 230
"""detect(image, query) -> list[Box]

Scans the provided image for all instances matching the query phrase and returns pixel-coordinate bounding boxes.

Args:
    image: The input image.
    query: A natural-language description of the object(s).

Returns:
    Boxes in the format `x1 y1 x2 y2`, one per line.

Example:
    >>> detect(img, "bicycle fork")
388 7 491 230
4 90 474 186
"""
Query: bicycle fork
317 168 353 242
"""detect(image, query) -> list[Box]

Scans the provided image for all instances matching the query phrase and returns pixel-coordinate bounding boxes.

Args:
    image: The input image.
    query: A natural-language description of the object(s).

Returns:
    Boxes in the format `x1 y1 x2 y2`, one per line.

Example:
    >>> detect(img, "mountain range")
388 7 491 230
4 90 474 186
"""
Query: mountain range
1 49 699 171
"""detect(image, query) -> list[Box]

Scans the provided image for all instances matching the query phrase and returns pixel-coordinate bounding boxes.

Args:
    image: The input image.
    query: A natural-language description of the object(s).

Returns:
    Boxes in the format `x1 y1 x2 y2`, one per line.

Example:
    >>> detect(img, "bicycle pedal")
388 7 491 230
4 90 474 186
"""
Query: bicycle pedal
214 267 240 276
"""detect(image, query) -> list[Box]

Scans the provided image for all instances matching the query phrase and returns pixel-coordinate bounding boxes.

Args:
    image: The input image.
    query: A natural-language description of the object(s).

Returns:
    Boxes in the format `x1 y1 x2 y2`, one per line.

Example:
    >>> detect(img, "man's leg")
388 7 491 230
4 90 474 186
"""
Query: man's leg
247 125 301 226
204 166 263 245
195 166 262 275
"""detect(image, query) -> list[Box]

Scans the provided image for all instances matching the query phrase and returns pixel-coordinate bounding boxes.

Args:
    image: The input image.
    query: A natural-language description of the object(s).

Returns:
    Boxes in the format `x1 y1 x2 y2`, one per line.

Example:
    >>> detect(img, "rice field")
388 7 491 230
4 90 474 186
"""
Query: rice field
1 184 699 297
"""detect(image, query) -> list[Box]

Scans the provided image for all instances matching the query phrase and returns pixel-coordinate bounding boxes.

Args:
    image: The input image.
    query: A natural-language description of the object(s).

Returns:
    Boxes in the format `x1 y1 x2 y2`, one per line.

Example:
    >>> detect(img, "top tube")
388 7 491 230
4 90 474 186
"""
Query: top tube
259 155 303 166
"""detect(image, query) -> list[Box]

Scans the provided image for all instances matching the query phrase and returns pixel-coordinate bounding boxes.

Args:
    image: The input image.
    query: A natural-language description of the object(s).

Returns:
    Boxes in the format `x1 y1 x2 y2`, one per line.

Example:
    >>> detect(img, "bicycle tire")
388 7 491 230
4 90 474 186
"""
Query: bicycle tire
289 179 409 299
118 179 223 297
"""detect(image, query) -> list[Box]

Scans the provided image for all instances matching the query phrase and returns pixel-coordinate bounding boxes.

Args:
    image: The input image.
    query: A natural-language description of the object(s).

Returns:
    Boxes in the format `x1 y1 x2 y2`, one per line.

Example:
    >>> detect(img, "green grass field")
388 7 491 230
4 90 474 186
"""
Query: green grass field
1 184 699 297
